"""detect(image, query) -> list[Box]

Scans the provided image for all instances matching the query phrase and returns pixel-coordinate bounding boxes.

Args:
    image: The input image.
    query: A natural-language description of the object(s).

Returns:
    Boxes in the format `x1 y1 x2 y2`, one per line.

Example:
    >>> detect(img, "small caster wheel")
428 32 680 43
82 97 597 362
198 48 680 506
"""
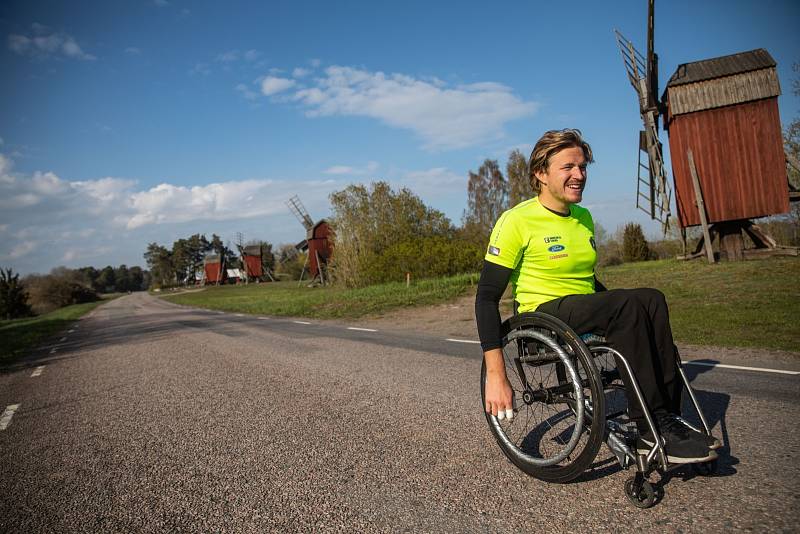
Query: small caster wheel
625 476 656 508
691 458 718 476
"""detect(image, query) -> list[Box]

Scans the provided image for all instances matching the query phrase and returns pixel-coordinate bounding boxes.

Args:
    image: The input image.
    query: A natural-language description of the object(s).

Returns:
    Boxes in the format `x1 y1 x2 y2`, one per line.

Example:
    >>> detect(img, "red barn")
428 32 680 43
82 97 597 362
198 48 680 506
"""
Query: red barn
663 48 789 229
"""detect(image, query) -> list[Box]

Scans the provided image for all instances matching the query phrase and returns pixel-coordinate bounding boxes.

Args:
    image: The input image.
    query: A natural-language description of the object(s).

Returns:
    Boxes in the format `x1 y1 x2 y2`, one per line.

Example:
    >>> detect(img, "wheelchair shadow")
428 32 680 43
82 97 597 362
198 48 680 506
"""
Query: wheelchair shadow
577 359 737 484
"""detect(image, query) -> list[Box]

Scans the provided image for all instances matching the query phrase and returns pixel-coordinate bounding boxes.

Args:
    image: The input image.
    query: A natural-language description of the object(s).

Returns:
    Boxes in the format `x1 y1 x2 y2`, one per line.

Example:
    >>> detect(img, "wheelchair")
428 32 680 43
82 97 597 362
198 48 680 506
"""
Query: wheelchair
480 312 718 508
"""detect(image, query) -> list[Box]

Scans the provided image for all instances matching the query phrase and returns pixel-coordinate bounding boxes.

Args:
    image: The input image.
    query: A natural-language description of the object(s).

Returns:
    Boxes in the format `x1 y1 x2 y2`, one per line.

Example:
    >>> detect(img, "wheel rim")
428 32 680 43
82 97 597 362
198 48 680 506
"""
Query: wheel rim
488 327 586 468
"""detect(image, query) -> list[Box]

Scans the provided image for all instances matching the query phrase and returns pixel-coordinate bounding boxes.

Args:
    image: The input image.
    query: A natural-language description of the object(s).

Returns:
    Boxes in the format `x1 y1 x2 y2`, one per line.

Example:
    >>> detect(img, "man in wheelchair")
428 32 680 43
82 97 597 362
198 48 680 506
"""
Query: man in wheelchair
476 128 720 466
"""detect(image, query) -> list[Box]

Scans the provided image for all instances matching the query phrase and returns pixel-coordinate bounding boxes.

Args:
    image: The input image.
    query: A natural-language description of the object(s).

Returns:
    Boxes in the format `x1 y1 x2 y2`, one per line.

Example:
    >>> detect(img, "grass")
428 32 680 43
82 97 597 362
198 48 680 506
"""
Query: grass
597 256 800 352
163 257 800 352
162 273 479 319
0 300 108 364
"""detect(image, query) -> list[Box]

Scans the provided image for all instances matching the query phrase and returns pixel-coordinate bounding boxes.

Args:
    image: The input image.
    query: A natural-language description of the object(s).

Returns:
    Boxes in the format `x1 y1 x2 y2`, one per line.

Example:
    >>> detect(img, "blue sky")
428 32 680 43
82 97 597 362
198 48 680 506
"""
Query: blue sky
1 0 798 274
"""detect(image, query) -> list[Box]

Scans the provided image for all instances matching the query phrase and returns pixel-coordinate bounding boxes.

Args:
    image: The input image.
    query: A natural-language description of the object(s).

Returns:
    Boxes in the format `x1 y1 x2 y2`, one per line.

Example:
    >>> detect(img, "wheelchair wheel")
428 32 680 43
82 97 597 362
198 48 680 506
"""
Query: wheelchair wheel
481 312 605 483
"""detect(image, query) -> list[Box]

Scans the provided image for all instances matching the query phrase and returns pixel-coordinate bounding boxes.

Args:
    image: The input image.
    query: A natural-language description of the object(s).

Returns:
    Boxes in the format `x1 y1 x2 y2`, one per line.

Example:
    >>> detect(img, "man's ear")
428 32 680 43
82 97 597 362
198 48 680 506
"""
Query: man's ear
534 171 546 187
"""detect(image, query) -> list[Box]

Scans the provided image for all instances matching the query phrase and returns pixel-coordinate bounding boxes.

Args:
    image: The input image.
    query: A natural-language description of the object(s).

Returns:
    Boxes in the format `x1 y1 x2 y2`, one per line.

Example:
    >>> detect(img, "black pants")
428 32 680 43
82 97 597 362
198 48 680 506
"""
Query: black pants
536 288 682 426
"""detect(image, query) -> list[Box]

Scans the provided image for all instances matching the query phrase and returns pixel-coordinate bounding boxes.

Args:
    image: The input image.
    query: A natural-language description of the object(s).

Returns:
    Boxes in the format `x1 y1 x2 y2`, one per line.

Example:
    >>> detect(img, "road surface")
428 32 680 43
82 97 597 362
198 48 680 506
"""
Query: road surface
1 293 798 532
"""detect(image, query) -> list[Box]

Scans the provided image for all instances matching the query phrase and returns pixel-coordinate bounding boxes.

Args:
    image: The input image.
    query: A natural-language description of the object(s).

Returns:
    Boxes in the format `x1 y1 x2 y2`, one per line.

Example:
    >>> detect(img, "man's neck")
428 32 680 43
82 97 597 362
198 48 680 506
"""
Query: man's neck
538 195 571 216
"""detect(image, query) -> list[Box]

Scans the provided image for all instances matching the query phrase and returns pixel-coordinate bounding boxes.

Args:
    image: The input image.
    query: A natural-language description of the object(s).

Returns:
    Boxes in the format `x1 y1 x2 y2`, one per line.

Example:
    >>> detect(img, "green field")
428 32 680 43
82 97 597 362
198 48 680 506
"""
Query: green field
596 257 800 351
162 273 478 319
0 300 107 364
163 257 800 352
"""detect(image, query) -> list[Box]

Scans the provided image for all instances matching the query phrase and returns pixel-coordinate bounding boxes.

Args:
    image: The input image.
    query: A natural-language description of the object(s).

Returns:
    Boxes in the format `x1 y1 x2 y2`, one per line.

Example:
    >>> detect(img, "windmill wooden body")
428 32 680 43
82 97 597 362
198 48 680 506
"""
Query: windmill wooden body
286 195 333 285
615 0 797 261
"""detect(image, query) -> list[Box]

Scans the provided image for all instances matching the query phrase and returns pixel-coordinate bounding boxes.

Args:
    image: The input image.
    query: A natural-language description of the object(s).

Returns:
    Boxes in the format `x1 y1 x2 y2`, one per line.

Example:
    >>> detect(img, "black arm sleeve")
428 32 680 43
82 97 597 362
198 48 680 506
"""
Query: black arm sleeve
475 261 513 352
594 276 607 292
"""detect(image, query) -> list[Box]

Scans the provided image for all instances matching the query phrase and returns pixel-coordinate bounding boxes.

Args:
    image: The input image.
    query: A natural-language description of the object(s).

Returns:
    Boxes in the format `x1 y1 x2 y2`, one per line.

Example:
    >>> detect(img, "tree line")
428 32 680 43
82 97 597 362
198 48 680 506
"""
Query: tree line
0 263 149 320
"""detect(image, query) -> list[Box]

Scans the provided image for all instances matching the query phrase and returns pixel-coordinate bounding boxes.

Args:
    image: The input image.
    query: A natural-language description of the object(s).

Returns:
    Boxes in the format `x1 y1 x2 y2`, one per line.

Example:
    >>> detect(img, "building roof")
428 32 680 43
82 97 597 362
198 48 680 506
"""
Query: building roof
666 48 776 88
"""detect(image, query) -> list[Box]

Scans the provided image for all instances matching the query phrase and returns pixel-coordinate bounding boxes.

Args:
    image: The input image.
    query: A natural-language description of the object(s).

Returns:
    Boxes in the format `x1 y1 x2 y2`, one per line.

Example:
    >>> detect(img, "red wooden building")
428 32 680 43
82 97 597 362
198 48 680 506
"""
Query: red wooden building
307 220 332 281
241 245 263 279
203 253 225 285
663 48 789 229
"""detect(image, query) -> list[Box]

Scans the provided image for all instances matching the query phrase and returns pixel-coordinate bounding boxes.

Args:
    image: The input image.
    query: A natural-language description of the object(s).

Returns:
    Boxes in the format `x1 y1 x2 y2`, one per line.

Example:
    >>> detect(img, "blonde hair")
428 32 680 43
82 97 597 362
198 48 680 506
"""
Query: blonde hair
528 129 594 194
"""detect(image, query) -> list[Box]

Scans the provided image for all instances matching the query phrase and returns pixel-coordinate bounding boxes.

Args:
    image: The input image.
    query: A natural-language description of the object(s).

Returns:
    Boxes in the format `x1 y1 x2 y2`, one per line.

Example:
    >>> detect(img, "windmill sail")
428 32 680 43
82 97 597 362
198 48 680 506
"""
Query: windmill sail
286 195 314 230
615 28 672 234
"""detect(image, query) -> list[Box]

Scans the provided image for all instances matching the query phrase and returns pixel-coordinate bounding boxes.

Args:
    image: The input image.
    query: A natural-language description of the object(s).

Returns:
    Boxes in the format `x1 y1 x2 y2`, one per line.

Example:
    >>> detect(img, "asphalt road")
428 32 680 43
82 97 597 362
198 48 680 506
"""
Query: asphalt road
1 293 798 532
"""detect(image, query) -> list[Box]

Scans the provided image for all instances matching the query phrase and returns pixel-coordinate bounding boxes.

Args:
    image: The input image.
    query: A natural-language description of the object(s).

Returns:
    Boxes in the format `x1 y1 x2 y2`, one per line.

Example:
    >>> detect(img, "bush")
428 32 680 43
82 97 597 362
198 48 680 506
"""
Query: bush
0 268 33 320
622 223 651 263
24 273 99 314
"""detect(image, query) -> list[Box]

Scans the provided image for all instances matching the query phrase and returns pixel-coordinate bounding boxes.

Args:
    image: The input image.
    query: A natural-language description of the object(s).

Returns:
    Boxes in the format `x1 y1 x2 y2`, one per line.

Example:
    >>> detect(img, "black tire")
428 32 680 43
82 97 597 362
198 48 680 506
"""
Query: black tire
481 312 605 483
624 477 656 508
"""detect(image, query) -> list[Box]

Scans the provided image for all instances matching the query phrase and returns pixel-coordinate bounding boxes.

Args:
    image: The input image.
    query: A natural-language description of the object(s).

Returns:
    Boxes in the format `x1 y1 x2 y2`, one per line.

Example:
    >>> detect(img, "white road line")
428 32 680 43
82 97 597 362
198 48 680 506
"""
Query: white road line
49 348 57 354
347 327 378 332
235 314 245 317
293 321 312 325
446 338 481 345
259 317 270 320
60 337 67 342
685 361 800 376
0 404 20 430
31 366 45 377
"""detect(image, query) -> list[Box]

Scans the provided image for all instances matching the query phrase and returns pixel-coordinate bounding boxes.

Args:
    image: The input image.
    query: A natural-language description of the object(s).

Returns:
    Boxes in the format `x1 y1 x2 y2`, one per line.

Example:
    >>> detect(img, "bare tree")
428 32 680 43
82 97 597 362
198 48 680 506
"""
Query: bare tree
463 159 508 245
507 149 534 208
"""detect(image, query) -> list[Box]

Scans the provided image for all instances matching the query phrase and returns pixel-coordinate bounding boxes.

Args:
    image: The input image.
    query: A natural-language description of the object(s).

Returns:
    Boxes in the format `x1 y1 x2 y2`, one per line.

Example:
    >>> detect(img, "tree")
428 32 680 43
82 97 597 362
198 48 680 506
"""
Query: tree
507 149 534 208
144 243 174 288
0 267 32 320
96 266 116 292
114 264 131 292
622 223 651 263
463 159 508 245
329 181 455 286
129 266 146 291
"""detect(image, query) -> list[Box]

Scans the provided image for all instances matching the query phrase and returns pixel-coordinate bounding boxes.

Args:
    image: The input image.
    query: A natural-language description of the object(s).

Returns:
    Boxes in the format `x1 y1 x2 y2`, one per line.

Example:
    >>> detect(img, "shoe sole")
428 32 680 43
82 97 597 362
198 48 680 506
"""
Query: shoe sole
636 446 719 464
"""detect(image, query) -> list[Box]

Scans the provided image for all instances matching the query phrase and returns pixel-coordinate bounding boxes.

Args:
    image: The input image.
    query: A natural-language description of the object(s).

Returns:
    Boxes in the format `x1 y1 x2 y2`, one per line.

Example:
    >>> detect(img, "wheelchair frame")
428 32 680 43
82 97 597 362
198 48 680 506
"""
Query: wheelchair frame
480 312 718 508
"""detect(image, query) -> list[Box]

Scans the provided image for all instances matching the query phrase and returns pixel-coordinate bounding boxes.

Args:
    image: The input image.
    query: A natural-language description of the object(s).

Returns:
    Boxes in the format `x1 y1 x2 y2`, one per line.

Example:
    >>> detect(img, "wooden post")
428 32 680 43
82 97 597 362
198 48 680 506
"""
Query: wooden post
406 272 411 287
687 150 716 264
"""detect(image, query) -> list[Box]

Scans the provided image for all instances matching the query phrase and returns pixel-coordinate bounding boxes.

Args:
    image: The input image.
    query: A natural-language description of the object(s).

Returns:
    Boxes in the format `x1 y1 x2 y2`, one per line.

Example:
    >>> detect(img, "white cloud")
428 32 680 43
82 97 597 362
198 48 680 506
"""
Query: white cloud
125 47 141 56
243 49 260 62
0 153 11 176
0 150 345 273
10 241 36 259
217 50 239 63
310 58 322 68
154 0 169 7
189 62 211 76
323 166 354 175
323 161 379 176
8 24 96 61
293 67 311 78
235 83 259 100
261 76 296 96
287 66 537 150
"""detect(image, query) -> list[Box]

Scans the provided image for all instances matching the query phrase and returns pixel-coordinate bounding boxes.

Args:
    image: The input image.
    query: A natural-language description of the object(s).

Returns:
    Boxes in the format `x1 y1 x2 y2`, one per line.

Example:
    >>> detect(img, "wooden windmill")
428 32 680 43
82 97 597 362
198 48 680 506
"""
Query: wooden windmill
286 195 333 285
615 0 797 261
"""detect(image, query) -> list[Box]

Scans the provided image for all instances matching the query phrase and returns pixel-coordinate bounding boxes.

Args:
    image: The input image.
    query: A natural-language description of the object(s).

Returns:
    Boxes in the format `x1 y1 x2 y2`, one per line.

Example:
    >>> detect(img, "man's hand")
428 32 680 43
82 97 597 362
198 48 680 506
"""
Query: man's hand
484 349 514 420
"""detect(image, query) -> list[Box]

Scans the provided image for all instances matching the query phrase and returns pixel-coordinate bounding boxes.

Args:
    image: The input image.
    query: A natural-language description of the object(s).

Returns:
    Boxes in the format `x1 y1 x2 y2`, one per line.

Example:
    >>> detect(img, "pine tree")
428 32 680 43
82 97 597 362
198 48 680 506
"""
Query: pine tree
0 267 32 320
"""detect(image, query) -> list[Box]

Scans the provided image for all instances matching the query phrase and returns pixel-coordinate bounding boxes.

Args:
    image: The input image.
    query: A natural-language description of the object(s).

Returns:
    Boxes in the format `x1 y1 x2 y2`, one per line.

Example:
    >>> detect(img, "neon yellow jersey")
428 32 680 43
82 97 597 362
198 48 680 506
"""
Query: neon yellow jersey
484 197 597 312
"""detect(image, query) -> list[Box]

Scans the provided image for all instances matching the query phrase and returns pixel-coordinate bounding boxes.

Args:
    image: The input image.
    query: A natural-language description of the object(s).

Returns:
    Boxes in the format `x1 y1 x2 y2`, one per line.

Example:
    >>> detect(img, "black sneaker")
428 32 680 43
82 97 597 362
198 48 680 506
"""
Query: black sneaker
636 415 718 464
670 414 722 450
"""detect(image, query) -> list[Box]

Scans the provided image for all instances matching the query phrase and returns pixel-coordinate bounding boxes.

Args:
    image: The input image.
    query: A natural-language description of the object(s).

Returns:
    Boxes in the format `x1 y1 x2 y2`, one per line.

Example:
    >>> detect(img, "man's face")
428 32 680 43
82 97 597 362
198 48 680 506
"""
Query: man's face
535 146 587 211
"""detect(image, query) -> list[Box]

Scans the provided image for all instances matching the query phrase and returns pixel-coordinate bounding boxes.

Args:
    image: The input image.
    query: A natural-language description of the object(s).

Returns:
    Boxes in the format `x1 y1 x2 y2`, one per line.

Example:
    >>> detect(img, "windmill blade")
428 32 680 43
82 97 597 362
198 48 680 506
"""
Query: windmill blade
286 195 314 230
615 28 672 234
